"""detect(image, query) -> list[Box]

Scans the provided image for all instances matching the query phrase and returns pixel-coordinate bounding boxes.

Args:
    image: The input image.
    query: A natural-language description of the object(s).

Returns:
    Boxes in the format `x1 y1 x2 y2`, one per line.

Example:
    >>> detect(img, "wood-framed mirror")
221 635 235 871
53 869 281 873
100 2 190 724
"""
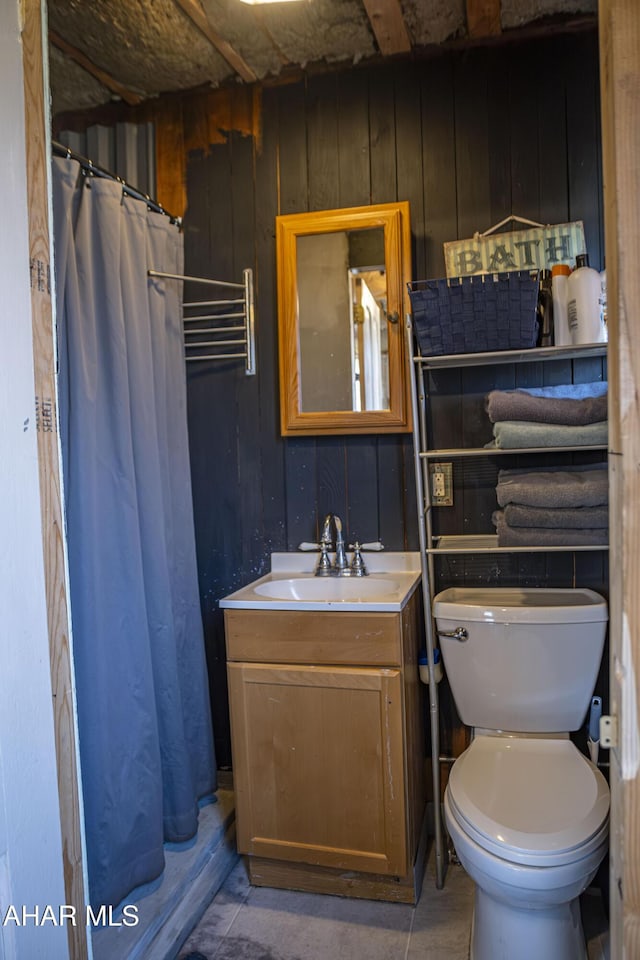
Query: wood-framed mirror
276 201 412 435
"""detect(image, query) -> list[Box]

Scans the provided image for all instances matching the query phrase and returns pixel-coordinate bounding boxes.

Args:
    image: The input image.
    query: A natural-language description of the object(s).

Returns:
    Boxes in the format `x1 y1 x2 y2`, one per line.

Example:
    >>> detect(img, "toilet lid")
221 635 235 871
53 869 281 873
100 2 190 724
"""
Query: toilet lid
448 736 610 866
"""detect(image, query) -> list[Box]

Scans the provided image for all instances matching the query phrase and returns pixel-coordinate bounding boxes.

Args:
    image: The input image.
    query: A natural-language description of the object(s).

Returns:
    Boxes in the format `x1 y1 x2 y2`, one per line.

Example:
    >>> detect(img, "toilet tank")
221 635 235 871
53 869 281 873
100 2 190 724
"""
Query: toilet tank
433 587 608 733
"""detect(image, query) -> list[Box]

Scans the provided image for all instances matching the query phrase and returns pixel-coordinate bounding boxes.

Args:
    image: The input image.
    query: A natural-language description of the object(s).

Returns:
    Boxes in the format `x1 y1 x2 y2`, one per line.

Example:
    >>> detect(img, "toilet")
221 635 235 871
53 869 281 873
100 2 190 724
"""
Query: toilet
433 587 609 960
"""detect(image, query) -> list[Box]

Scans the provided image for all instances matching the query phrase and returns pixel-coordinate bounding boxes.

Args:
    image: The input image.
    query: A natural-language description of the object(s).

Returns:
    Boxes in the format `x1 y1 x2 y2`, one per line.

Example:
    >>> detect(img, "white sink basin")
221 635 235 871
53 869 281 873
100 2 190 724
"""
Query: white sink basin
254 576 400 602
219 555 421 612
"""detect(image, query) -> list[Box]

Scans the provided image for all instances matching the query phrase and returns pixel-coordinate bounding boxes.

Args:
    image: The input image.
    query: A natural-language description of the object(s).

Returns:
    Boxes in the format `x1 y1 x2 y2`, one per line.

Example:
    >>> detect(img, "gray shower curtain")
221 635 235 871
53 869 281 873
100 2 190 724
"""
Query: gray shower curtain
52 157 216 909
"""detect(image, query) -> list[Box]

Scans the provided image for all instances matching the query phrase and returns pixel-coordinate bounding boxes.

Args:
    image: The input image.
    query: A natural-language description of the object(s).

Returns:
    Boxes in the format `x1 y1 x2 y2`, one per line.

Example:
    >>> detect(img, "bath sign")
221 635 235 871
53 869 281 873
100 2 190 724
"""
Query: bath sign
444 220 586 278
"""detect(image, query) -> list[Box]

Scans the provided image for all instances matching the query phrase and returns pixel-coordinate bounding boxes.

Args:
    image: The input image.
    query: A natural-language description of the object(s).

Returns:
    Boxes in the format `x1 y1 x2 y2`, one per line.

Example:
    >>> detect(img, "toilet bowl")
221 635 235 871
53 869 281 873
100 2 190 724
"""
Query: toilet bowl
444 734 609 960
433 587 610 960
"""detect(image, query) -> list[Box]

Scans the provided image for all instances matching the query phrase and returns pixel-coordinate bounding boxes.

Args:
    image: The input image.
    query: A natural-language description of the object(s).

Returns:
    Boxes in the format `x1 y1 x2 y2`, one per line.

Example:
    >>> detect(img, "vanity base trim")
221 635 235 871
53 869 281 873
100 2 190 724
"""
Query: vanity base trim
245 807 429 905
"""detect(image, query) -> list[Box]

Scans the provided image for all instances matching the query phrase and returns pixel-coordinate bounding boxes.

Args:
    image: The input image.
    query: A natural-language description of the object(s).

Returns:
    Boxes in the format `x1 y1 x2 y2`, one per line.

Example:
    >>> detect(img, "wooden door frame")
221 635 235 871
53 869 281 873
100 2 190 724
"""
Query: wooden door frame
599 1 640 957
22 2 88 957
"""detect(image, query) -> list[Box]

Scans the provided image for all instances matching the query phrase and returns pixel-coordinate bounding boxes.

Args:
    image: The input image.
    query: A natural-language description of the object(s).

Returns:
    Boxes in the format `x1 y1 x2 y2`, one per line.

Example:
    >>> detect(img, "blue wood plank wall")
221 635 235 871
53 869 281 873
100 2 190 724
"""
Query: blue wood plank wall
184 30 606 767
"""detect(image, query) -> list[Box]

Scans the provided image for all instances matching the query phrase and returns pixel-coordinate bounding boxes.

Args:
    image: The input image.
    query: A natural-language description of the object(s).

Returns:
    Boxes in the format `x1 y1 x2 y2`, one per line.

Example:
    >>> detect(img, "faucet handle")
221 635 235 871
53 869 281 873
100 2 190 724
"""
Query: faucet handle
349 542 368 576
298 541 322 551
315 541 333 576
350 541 385 552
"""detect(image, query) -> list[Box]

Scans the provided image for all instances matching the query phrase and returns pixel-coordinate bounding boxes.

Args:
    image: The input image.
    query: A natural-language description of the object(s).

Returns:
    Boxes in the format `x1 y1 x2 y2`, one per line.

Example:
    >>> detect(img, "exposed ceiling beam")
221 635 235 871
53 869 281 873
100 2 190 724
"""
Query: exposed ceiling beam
173 0 257 83
49 30 144 106
466 0 502 39
362 0 411 56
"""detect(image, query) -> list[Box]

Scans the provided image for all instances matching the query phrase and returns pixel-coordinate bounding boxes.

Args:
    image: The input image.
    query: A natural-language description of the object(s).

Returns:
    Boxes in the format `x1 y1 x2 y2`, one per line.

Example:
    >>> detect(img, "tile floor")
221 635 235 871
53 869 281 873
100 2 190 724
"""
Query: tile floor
178 844 610 960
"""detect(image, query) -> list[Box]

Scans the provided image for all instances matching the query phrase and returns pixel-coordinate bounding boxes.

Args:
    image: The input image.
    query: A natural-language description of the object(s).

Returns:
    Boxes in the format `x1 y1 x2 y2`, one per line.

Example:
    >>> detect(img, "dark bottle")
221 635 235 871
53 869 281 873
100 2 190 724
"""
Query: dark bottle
536 269 554 347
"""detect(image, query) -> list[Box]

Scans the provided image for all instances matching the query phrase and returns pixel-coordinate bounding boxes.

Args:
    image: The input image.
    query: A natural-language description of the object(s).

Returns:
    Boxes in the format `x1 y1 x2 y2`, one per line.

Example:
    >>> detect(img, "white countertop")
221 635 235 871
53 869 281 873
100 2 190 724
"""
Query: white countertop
219 551 422 612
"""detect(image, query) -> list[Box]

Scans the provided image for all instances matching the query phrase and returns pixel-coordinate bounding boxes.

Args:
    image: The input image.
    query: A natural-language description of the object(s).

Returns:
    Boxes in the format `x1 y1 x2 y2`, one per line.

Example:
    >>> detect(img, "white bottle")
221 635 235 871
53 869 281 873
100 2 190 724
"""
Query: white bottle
599 267 608 342
551 264 571 346
567 253 602 345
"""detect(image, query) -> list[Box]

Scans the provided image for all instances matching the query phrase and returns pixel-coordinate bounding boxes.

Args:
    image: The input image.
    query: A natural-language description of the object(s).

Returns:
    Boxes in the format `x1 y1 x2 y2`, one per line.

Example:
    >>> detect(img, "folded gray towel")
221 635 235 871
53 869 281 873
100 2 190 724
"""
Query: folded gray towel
499 462 607 477
486 390 607 426
503 503 609 529
489 419 608 448
492 510 609 546
496 467 609 508
524 381 607 400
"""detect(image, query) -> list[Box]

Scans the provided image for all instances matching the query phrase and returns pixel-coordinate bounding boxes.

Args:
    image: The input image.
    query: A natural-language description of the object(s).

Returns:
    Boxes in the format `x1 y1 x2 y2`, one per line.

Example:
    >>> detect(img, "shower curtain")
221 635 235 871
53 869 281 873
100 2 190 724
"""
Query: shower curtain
52 157 217 909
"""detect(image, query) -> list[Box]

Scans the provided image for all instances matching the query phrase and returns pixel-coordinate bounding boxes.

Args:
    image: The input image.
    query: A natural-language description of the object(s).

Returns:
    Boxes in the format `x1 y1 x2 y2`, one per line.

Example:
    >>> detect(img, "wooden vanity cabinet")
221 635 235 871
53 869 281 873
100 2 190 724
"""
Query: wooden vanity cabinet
224 588 427 903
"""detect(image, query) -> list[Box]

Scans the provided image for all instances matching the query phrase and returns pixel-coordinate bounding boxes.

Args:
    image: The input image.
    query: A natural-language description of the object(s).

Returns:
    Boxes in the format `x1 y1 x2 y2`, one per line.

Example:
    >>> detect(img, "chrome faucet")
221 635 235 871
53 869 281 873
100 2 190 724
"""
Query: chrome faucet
320 513 349 575
304 519 383 577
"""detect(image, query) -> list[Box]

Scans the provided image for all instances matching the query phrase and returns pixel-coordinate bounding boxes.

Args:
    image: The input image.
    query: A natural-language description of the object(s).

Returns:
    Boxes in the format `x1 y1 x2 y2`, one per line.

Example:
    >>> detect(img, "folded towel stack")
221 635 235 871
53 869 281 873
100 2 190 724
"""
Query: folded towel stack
484 382 609 546
492 464 609 547
485 381 608 449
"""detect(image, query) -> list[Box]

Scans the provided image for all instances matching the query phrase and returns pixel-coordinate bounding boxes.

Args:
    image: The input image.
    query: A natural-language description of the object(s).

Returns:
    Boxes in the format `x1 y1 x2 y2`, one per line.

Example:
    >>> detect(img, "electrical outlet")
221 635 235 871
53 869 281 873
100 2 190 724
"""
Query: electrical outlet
429 462 453 506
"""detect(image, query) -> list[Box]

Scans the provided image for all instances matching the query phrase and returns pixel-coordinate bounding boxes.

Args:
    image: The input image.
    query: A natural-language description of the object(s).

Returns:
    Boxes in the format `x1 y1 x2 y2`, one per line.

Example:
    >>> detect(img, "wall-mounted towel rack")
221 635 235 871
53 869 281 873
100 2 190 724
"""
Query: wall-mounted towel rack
148 268 256 375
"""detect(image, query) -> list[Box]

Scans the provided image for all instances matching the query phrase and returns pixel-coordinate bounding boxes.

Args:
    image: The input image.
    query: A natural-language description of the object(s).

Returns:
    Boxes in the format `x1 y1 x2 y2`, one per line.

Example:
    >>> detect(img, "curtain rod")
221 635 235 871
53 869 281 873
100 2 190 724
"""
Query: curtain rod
52 140 180 225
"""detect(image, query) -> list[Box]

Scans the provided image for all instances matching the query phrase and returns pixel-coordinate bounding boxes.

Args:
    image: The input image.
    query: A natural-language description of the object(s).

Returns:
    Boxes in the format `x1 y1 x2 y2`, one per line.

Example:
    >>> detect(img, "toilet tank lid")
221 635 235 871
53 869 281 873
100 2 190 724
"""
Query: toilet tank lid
433 587 608 624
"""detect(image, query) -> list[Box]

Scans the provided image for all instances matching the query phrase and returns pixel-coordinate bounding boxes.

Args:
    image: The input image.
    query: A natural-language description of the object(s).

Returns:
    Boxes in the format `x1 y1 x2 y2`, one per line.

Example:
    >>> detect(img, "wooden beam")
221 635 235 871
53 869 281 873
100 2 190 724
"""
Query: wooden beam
598 2 640 958
49 29 143 106
174 0 257 83
362 0 411 56
22 3 88 958
466 0 502 39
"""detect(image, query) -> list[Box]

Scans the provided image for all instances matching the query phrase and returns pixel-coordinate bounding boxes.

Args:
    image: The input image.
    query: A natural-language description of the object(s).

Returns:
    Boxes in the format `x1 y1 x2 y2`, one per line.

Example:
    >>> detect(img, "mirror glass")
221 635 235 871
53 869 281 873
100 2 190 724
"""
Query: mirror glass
277 202 411 435
297 227 389 413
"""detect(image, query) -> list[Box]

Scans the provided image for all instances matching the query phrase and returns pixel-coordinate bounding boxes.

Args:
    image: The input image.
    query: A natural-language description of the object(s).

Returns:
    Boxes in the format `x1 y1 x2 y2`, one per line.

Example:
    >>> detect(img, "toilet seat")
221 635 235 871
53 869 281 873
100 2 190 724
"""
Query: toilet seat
447 735 610 868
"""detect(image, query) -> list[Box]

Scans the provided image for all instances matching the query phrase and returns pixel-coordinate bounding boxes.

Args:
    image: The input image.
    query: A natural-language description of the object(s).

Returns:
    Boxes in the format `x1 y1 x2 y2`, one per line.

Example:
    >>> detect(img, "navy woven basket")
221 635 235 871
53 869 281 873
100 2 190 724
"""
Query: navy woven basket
408 270 539 357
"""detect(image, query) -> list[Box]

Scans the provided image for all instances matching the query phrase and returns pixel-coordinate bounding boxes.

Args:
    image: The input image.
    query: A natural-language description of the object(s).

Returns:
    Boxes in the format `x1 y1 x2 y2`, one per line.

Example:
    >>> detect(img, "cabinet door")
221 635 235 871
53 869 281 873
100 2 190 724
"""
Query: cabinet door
228 662 407 876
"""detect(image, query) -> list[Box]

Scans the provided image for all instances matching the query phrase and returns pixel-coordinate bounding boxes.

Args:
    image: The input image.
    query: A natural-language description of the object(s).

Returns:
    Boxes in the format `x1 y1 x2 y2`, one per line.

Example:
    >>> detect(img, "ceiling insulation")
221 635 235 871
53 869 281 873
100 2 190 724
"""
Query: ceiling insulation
47 0 598 118
402 0 466 47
